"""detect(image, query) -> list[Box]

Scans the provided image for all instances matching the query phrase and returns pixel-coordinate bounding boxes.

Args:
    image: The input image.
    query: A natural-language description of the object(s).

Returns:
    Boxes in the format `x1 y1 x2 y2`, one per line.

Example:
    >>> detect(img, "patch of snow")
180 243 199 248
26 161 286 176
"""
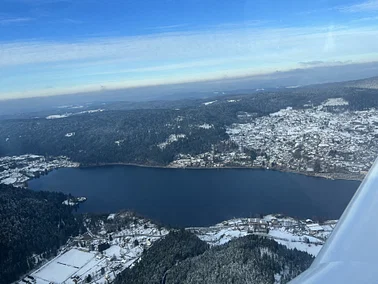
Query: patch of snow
104 245 123 259
158 134 186 149
274 273 282 284
273 238 322 256
46 113 72 119
322 98 349 106
203 100 217 106
1 177 17 184
78 109 104 114
197 123 214 129
268 228 322 256
46 109 104 119
115 140 124 146
107 214 116 220
62 200 76 206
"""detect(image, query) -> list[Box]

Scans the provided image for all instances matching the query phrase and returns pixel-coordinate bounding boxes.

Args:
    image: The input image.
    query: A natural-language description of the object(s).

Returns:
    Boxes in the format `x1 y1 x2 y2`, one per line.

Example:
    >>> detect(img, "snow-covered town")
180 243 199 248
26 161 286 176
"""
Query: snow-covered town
19 212 336 284
0 154 79 187
169 98 378 180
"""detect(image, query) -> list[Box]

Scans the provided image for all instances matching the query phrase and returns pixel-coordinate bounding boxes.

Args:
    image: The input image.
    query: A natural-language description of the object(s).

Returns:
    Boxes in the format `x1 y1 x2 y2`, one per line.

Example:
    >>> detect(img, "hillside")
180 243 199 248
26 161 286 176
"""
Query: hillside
1 79 378 180
0 184 82 284
114 230 209 284
115 231 313 284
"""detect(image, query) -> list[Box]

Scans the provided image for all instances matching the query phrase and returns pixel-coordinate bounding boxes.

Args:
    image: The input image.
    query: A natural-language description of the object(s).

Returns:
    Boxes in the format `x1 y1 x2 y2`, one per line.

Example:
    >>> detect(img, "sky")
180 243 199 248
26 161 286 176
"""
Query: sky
1 0 378 99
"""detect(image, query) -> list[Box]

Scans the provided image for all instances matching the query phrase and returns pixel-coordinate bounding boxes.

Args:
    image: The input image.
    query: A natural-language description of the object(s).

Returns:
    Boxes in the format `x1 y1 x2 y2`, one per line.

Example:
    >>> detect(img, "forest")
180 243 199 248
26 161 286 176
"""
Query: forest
1 85 377 167
0 184 83 284
115 230 314 284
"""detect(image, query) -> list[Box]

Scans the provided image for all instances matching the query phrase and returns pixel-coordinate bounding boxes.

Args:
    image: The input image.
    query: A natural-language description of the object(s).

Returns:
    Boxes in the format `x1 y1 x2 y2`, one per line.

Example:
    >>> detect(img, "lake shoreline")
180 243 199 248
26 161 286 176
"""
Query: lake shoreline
28 165 359 225
78 162 364 182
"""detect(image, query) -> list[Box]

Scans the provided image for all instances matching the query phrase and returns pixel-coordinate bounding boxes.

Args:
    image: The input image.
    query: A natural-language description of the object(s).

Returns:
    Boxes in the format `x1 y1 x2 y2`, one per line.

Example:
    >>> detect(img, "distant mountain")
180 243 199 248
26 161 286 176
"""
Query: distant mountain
115 231 313 284
2 61 378 118
345 76 378 89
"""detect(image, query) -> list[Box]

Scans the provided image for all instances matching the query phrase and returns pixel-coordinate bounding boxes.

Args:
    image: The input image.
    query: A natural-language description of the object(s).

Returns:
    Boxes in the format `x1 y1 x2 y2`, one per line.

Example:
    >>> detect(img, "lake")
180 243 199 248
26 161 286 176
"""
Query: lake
28 166 360 227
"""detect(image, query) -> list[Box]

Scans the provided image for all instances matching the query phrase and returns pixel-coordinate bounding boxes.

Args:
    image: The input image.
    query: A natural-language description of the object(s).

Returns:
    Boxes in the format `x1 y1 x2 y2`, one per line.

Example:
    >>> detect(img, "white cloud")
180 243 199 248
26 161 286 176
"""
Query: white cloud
146 24 189 31
0 17 34 25
338 0 378 12
1 24 377 67
2 22 378 98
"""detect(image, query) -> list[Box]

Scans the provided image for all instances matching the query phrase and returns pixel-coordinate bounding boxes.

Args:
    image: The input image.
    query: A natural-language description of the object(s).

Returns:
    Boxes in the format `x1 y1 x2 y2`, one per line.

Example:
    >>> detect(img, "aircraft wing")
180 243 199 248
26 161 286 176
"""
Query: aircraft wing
289 158 378 283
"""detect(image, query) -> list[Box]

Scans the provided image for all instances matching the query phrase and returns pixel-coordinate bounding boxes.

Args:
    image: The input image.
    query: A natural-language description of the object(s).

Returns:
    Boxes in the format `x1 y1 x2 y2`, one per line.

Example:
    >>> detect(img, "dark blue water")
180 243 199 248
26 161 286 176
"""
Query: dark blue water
28 166 360 227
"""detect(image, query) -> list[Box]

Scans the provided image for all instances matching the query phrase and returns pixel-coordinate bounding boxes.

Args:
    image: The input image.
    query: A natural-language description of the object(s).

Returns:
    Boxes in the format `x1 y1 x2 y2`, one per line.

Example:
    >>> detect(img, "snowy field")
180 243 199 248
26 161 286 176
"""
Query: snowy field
31 249 102 284
268 228 323 256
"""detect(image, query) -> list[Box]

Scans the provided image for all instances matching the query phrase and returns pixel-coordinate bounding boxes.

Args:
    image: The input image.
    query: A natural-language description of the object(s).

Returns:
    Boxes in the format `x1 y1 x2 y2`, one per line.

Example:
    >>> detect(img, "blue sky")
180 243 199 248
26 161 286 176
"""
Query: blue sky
1 0 378 99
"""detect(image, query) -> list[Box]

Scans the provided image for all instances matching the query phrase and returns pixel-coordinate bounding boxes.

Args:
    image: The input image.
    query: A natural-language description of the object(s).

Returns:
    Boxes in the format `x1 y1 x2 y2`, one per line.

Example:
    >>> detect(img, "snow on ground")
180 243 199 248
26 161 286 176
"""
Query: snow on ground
198 227 249 245
268 228 322 256
62 200 76 206
274 273 282 284
197 123 214 129
46 109 104 120
269 228 321 243
115 140 124 146
78 109 104 114
54 248 95 268
32 249 96 283
33 262 78 283
273 238 322 256
191 215 330 257
1 177 17 184
104 245 123 259
263 214 276 222
203 100 217 105
0 154 79 187
158 134 186 149
65 258 106 284
107 214 116 220
26 214 333 284
46 113 72 119
306 223 324 232
322 98 349 106
227 99 240 103
19 213 169 284
124 246 143 260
